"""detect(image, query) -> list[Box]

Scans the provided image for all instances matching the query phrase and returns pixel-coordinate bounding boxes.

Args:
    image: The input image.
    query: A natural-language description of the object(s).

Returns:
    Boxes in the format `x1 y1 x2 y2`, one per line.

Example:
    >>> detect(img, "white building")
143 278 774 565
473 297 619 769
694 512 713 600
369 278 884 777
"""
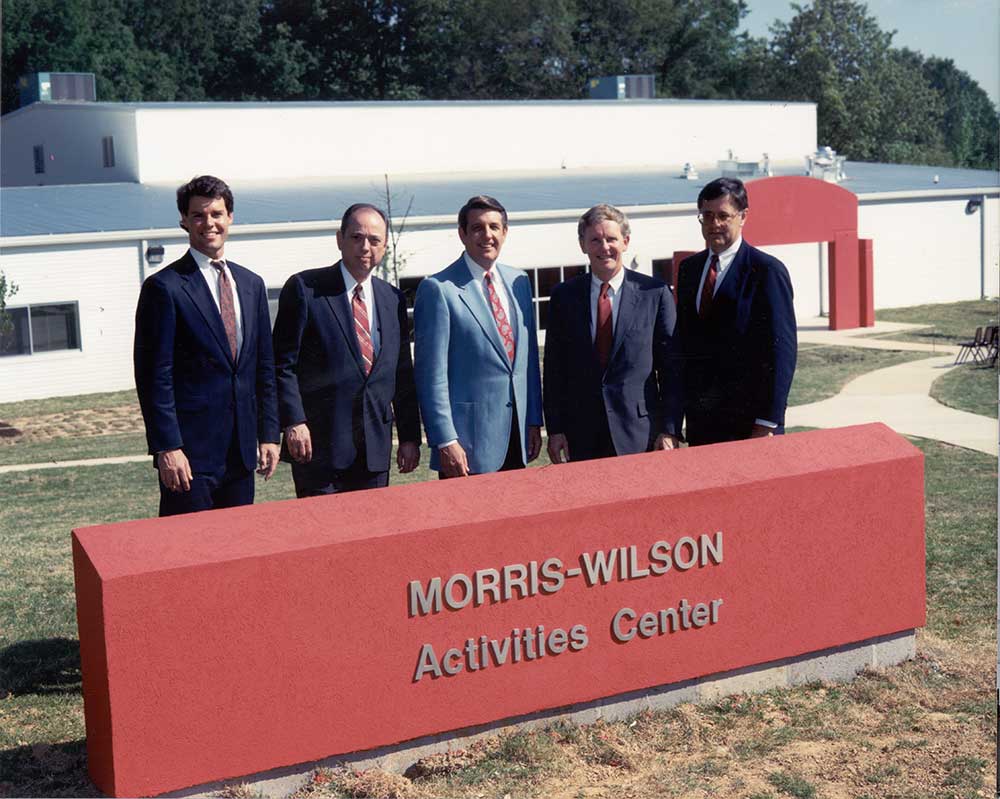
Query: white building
1 99 997 402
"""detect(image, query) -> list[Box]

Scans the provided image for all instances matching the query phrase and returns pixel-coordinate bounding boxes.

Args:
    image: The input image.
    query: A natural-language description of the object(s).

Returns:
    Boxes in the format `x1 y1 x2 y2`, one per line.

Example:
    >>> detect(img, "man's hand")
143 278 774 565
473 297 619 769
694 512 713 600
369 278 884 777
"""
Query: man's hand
397 441 420 473
750 424 775 439
286 422 313 463
158 448 192 492
547 433 571 464
257 442 280 480
526 425 542 462
653 433 680 450
439 441 470 477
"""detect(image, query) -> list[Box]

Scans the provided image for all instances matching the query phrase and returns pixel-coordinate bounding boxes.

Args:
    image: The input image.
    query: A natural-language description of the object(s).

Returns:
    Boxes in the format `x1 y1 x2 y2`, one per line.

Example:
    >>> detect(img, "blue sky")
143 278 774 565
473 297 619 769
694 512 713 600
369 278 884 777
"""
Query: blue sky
740 0 1000 107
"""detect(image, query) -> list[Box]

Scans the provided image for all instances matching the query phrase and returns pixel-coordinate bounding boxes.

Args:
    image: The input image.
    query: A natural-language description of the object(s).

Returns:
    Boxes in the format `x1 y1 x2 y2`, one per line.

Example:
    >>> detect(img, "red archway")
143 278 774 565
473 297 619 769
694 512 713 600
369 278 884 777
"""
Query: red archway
672 176 874 329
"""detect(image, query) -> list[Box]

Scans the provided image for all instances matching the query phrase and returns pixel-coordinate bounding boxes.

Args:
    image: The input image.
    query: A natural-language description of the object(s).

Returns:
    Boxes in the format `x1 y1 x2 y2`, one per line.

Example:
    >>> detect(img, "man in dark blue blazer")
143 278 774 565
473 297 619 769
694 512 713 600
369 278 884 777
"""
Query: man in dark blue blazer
134 175 280 516
272 204 420 495
675 177 797 446
544 204 683 462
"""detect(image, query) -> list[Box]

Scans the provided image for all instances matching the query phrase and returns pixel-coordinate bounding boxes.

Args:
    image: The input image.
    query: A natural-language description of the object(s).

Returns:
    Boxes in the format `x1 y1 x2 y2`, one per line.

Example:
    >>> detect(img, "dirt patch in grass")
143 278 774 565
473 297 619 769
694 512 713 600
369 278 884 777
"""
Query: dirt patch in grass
277 629 994 799
1 404 143 444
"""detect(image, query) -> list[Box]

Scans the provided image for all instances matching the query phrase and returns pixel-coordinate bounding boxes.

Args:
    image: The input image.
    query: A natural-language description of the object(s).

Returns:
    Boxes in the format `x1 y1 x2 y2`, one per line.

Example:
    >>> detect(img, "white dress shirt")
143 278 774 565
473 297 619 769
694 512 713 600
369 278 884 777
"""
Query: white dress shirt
695 236 742 315
340 262 380 355
589 266 627 340
190 247 243 355
464 252 514 334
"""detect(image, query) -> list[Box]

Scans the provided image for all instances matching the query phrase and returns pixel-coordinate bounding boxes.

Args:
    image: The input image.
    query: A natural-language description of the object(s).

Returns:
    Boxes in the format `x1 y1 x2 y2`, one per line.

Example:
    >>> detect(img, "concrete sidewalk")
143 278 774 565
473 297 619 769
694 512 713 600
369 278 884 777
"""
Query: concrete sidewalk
789 318 997 456
787 354 997 456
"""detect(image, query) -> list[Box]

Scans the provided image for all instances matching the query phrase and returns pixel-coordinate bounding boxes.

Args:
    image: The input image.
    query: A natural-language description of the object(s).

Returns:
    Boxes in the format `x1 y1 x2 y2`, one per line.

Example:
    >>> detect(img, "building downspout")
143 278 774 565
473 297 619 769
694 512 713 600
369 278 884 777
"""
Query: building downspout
980 192 987 300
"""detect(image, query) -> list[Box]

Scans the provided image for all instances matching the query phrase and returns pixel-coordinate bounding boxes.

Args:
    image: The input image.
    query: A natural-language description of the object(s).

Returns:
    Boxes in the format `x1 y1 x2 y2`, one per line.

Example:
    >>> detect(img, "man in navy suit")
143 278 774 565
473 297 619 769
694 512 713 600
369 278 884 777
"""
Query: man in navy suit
544 204 682 463
414 195 542 477
675 177 797 446
134 175 280 516
272 204 420 496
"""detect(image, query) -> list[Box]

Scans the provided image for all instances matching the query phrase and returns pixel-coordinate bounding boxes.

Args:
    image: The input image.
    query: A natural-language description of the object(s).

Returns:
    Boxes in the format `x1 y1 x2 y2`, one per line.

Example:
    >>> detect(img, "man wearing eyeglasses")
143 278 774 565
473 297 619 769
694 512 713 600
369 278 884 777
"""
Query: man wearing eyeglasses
675 177 797 446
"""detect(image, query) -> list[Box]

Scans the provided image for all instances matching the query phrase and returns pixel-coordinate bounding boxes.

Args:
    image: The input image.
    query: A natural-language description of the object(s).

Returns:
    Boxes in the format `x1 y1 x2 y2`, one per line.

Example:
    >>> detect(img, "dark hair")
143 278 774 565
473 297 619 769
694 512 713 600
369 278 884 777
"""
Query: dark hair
340 203 388 232
458 195 508 231
578 204 630 241
176 175 234 215
697 177 749 212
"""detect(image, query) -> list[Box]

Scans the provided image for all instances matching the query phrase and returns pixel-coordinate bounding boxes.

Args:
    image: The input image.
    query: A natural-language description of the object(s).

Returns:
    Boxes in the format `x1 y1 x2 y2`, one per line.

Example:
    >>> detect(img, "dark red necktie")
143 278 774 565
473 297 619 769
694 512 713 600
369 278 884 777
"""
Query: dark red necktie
484 271 515 363
353 285 374 375
595 281 612 368
210 260 238 361
699 254 719 319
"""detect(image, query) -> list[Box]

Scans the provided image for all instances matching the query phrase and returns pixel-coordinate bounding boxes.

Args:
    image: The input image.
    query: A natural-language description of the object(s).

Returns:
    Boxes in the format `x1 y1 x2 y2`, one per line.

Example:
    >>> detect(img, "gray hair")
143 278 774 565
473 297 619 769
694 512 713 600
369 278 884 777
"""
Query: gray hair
577 204 630 241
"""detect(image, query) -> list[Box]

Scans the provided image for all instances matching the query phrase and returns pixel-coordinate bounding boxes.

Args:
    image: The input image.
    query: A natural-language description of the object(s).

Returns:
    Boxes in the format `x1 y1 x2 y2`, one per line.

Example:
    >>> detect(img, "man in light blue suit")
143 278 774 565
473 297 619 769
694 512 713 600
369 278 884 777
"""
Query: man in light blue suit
414 195 542 477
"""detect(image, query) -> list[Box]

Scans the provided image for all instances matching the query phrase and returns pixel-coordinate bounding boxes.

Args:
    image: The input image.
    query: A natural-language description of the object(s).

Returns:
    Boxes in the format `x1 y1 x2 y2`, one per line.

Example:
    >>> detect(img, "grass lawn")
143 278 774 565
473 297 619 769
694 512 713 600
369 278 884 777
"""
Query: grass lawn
931 363 998 419
0 433 149 467
0 390 138 422
873 299 998 346
0 436 994 798
788 345 930 406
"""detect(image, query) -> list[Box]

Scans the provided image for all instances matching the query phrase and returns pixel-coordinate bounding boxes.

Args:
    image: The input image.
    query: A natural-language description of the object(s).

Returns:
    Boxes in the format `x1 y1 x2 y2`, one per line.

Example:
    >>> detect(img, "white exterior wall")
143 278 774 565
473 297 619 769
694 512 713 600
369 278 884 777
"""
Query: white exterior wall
0 106 138 186
0 242 142 402
1 190 992 403
983 195 1000 297
859 197 984 308
133 101 815 183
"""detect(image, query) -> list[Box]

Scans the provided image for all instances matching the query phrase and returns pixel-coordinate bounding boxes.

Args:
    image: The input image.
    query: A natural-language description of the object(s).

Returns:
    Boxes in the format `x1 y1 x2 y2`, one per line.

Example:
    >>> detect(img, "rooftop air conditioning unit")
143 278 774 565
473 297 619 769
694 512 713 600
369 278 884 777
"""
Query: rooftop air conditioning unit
588 74 656 100
18 72 97 107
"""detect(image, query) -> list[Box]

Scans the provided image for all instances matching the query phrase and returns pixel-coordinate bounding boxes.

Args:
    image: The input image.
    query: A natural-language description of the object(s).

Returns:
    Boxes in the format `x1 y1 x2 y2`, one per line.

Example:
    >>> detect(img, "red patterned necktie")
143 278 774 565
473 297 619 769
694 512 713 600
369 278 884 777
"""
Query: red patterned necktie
353 284 374 375
699 254 719 319
210 260 238 361
595 281 613 368
484 271 515 363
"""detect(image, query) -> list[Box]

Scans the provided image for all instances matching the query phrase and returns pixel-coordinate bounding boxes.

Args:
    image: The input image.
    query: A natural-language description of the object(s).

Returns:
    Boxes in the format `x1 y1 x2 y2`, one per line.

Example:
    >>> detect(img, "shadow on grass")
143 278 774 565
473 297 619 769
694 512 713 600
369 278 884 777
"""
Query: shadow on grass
0 739 100 798
0 638 81 697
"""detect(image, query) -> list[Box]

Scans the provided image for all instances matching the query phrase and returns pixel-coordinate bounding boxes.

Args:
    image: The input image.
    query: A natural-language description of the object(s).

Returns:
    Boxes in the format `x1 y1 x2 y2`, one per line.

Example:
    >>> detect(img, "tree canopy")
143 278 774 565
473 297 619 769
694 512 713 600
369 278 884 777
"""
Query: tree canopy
2 0 996 169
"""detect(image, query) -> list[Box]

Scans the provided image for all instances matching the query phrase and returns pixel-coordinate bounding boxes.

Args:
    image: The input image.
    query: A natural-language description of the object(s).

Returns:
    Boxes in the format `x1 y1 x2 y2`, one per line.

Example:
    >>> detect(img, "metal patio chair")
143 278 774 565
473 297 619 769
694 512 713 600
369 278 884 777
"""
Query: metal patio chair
954 326 984 364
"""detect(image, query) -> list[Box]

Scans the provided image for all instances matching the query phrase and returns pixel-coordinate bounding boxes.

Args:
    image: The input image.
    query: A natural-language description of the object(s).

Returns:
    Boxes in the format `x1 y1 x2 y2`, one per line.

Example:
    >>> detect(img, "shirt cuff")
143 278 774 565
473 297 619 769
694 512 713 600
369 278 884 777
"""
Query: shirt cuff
439 439 458 450
754 419 778 428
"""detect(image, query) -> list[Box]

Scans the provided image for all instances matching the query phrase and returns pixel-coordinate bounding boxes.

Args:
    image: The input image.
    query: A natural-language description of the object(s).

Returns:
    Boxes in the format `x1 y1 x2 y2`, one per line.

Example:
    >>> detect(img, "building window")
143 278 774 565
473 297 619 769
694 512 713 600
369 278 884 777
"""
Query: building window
0 303 80 357
527 264 587 330
651 258 674 290
33 145 45 174
102 136 115 168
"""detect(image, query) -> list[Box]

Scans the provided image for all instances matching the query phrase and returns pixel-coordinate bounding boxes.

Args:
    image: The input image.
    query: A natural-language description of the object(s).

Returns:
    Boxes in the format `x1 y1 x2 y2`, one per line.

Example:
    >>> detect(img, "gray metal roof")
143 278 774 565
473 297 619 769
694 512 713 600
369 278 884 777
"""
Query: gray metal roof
2 162 997 239
1 96 815 120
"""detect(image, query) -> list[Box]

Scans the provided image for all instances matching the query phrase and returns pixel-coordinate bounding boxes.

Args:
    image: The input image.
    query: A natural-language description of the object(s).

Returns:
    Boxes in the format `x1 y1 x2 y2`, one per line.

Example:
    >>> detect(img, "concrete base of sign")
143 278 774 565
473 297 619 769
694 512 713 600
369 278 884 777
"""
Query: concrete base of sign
163 629 916 799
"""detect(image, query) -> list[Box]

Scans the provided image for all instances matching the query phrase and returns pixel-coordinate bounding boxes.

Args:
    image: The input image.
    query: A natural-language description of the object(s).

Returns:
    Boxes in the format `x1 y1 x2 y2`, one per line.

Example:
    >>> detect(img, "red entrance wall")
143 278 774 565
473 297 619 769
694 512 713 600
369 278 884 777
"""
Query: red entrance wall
672 176 875 329
73 423 924 797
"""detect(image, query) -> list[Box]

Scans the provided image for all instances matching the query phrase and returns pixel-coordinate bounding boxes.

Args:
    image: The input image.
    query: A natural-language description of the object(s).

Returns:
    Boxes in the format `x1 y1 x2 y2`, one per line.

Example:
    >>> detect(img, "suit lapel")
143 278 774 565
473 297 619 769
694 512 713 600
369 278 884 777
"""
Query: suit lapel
231 262 255 368
609 271 638 364
178 253 235 367
714 242 750 320
323 263 367 377
370 277 397 376
680 250 708 317
571 275 601 370
455 260 511 369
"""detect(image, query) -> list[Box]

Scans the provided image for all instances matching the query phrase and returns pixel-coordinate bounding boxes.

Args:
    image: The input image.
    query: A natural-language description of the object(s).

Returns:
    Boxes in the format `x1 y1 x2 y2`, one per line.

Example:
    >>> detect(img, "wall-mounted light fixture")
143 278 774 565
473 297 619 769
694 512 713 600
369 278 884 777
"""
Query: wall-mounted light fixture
145 244 165 265
965 198 982 215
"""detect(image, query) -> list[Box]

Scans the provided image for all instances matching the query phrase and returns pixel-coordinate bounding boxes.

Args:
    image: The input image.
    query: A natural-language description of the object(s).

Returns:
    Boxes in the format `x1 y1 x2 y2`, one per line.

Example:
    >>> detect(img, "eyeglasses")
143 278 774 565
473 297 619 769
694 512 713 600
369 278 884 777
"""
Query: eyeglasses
697 211 744 224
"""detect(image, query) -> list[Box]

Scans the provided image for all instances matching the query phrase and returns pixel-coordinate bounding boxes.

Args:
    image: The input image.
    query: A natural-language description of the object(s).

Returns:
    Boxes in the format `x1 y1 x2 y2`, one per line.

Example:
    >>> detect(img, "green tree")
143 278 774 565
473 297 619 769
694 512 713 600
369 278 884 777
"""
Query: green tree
0 271 19 342
1 0 178 114
762 0 949 165
922 55 999 170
